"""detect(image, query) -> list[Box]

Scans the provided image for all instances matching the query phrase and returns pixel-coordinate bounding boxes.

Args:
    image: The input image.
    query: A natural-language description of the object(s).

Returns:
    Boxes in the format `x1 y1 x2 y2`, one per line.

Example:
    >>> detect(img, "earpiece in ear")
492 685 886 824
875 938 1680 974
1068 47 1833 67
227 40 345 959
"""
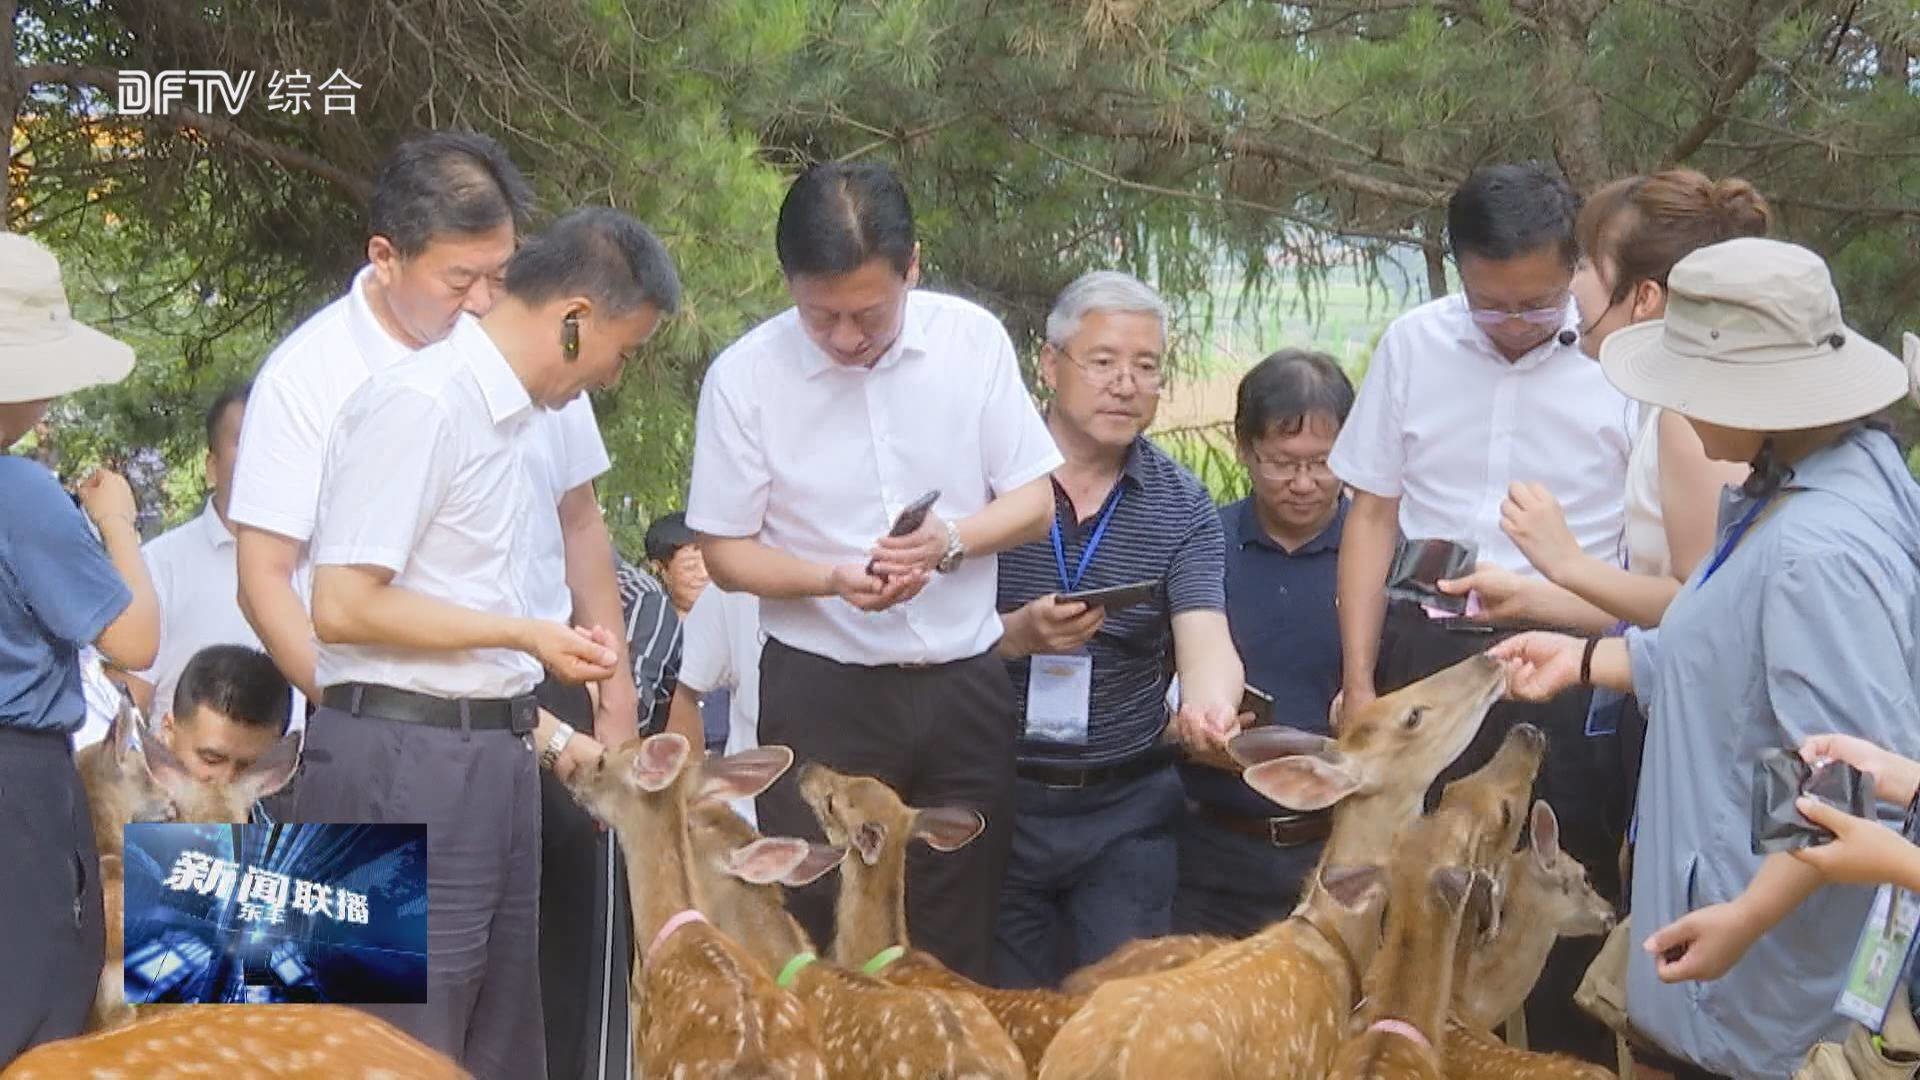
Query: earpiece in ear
562 313 581 360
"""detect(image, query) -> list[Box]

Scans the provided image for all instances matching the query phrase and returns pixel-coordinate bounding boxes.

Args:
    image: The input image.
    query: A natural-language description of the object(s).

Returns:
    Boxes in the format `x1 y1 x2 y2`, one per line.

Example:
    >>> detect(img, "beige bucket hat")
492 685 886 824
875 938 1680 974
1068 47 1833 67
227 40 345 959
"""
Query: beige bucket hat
0 232 135 404
1600 237 1905 431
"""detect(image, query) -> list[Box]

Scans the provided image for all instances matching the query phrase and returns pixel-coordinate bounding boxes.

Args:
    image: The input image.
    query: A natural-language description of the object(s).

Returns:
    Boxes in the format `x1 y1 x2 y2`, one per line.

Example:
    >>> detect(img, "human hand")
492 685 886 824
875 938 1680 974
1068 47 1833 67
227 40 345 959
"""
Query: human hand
867 512 948 580
524 622 620 683
1500 483 1582 582
1016 595 1105 654
1643 900 1761 983
1799 734 1920 807
1333 684 1373 733
76 468 137 531
1173 700 1240 754
1437 564 1538 625
1487 632 1584 703
1789 796 1916 888
828 563 927 613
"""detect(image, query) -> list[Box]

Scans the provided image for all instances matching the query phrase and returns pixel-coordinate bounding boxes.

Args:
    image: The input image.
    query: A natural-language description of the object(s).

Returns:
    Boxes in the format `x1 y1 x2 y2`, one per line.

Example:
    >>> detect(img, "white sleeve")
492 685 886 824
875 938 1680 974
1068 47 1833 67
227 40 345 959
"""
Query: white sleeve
228 367 329 542
551 394 611 496
686 360 770 538
310 387 458 573
976 322 1063 495
675 586 733 694
1327 323 1408 498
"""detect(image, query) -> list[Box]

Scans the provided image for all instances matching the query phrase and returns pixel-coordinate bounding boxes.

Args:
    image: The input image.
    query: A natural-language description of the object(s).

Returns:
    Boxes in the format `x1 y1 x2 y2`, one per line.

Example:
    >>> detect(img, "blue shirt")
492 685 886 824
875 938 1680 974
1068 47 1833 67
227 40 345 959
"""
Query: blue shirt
0 456 133 732
1181 497 1346 817
998 437 1226 767
1623 428 1920 1079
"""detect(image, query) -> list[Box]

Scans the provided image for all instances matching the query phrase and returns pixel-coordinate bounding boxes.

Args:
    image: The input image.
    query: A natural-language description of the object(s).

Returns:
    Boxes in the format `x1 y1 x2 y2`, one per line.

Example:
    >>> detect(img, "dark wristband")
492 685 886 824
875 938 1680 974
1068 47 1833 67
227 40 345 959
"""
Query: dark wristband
1579 637 1600 688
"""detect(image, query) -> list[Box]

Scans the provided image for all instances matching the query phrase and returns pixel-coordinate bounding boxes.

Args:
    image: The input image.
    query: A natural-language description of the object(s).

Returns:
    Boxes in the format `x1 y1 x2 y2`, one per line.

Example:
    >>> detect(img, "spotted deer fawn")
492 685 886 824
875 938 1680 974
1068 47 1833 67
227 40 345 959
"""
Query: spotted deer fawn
1 1003 466 1078
1442 801 1617 1080
567 735 827 1078
74 701 299 1032
683 799 1026 1079
1038 652 1511 1080
1324 723 1543 1080
796 762 1084 1071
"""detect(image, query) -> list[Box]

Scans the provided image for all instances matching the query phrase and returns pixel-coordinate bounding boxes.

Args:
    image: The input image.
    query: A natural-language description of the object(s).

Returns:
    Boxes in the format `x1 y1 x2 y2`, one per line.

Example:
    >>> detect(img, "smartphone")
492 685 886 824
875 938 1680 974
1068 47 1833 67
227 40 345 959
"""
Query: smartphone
866 489 942 579
1385 537 1478 615
1057 579 1162 612
1238 685 1275 728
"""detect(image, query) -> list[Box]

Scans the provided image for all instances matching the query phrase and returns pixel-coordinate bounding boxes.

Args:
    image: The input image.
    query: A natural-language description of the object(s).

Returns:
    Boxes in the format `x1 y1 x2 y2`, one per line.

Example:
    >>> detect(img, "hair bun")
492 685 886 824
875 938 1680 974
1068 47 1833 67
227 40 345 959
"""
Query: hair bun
1710 178 1773 232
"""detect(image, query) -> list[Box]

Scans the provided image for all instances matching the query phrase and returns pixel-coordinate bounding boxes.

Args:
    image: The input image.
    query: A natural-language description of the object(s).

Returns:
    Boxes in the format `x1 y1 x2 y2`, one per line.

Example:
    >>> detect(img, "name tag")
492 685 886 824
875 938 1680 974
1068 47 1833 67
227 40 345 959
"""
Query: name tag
1837 883 1920 1030
1026 654 1093 745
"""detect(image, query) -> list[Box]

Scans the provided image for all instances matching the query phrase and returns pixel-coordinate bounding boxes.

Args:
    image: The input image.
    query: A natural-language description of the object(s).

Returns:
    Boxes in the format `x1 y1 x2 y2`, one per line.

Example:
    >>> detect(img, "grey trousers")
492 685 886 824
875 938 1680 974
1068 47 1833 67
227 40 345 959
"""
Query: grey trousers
289 704 546 1080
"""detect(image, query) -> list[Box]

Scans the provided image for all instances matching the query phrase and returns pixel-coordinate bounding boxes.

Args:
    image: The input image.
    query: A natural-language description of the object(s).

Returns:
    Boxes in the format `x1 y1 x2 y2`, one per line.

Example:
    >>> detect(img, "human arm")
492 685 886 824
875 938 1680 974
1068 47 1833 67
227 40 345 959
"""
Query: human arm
663 683 707 757
1642 854 1825 982
996 595 1104 659
76 470 160 670
236 527 321 700
1170 610 1244 752
1498 482 1680 629
1799 735 1920 807
1334 490 1399 718
1437 562 1622 635
1790 796 1920 893
1488 631 1635 699
533 707 604 782
560 482 639 747
868 476 1054 577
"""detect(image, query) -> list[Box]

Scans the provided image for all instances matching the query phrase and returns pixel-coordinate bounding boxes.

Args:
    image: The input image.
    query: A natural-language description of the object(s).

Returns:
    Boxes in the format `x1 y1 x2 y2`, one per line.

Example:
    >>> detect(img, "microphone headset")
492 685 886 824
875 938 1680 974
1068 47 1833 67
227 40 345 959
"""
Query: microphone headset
1557 328 1578 347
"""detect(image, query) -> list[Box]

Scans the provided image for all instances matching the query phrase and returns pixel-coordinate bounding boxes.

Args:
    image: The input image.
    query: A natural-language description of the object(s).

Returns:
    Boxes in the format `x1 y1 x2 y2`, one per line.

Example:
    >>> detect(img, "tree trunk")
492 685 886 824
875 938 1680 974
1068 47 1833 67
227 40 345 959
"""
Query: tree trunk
1540 2 1614 191
1424 231 1449 300
2 0 21 227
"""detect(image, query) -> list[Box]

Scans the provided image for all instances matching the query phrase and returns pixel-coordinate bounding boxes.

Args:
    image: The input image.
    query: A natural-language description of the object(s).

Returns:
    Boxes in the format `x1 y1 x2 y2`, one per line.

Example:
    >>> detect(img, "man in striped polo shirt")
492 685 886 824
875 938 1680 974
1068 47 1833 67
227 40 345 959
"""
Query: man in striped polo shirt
991 271 1245 990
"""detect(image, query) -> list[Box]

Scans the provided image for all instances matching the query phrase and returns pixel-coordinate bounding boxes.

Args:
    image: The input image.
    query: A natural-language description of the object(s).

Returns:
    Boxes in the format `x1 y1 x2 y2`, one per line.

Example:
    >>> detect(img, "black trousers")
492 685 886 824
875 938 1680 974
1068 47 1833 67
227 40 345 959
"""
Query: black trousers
0 726 103 1070
755 638 1018 983
535 678 632 1080
1376 603 1625 1066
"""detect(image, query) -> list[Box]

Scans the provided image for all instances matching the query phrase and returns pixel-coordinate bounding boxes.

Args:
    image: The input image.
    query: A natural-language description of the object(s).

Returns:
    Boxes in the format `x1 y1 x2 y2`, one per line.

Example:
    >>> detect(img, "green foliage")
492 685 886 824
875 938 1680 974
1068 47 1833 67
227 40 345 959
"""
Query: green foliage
1154 423 1250 506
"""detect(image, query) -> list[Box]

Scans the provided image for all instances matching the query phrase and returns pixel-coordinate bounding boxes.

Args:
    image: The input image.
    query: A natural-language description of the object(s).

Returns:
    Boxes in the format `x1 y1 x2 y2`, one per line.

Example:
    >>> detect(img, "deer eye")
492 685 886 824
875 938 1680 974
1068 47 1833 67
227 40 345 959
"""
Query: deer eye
1499 803 1513 831
1402 706 1428 730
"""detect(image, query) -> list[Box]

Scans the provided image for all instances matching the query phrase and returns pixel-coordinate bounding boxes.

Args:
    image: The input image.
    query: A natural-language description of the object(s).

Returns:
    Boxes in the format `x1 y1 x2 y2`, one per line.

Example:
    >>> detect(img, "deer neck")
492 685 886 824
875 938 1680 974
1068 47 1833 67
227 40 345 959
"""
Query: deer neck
1320 787 1423 871
833 839 909 967
718 882 815 972
75 746 129 859
1362 885 1466 1042
1457 861 1555 1026
617 791 700 956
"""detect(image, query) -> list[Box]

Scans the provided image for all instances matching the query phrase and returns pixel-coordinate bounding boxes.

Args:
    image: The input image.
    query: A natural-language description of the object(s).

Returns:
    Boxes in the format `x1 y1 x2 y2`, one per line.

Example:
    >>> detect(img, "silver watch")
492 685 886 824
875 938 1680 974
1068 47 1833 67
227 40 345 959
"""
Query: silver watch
540 722 577 770
935 519 966 574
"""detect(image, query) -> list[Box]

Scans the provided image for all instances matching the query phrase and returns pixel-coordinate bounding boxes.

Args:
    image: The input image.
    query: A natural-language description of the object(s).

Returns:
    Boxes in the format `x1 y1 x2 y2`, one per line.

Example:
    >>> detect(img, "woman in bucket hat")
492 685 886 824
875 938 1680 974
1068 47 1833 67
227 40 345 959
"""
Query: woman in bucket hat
0 232 159 1067
1494 236 1920 1080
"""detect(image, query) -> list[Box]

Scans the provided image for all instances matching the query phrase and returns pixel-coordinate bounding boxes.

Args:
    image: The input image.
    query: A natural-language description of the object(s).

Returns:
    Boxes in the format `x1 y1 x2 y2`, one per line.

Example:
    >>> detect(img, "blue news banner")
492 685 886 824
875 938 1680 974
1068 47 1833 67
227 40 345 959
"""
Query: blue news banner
121 822 427 1005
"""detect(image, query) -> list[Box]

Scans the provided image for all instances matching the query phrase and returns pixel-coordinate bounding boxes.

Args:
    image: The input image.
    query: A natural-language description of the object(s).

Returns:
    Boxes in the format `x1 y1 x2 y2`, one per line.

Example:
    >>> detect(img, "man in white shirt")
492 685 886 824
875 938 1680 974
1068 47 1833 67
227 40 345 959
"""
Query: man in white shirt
124 384 286 721
1328 161 1632 1064
664 584 763 821
688 161 1061 981
230 133 641 1080
298 207 678 1080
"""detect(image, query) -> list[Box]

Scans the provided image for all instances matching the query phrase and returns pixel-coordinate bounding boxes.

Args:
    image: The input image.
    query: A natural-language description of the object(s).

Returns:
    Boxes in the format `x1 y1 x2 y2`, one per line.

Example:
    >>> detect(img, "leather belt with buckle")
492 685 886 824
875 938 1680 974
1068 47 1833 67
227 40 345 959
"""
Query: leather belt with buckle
1017 749 1172 790
1195 803 1332 847
322 683 537 735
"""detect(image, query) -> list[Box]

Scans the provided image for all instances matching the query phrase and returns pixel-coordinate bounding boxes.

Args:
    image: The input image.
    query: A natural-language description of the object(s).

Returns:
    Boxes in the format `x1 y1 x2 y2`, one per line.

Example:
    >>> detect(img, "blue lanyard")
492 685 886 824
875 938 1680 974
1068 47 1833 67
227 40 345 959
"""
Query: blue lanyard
1050 486 1125 593
1698 494 1774 585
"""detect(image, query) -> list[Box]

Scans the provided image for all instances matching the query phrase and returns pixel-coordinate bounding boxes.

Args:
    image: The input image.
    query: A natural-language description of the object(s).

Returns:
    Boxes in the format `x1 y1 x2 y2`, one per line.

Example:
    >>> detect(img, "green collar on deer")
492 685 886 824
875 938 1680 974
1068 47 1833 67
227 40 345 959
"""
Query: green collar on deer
860 946 906 975
777 951 818 988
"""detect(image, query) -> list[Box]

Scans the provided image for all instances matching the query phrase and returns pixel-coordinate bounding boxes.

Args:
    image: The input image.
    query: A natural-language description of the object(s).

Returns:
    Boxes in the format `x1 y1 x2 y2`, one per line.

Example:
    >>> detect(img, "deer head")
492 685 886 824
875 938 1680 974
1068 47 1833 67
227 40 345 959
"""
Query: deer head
1521 801 1615 937
1430 722 1545 939
685 800 846 967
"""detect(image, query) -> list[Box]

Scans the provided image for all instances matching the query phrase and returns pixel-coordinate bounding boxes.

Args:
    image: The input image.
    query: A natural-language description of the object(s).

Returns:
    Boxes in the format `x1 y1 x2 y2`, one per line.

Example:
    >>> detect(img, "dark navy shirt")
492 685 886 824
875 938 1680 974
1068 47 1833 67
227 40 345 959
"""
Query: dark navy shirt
1180 497 1346 817
998 437 1226 768
0 456 133 732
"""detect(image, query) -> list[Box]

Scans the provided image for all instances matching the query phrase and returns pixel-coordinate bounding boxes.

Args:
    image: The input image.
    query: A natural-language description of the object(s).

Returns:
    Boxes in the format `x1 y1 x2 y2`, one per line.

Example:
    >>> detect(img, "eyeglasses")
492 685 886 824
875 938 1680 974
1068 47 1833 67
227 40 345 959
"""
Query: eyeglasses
1059 348 1164 392
1467 296 1569 329
1252 455 1335 483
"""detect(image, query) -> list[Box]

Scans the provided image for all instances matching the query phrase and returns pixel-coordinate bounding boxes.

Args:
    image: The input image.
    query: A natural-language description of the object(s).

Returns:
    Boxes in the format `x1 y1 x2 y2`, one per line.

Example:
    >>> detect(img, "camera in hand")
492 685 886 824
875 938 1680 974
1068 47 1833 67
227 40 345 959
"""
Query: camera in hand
1384 537 1478 615
1751 748 1871 855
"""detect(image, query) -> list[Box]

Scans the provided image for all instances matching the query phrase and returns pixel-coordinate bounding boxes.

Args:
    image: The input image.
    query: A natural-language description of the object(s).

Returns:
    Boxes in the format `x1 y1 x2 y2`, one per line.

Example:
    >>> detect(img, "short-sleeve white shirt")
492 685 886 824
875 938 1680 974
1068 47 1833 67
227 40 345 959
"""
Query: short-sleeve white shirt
310 319 559 699
1329 295 1633 574
687 290 1061 665
230 267 609 618
676 585 764 825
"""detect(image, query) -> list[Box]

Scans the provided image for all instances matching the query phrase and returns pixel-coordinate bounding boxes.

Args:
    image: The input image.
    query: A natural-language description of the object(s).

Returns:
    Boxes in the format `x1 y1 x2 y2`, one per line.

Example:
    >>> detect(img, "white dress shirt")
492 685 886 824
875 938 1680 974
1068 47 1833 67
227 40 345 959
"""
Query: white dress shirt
230 267 608 616
687 290 1061 666
1330 295 1632 576
310 319 559 699
135 502 305 727
676 585 764 824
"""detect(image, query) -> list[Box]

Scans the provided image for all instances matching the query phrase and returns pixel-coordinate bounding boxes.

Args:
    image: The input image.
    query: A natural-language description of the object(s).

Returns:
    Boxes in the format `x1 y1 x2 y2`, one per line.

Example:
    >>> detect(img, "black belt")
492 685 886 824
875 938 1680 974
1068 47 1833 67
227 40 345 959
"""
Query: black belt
321 683 538 734
1017 748 1172 790
1193 802 1331 847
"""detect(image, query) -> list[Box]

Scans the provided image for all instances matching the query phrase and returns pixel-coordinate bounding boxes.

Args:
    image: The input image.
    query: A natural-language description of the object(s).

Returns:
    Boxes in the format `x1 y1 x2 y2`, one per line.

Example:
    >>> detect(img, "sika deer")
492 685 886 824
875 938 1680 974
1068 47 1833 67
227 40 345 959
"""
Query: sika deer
1038 652 1509 1080
1060 932 1227 995
684 801 1026 1079
797 763 1085 1071
567 735 827 1079
75 703 299 1032
1 1003 466 1078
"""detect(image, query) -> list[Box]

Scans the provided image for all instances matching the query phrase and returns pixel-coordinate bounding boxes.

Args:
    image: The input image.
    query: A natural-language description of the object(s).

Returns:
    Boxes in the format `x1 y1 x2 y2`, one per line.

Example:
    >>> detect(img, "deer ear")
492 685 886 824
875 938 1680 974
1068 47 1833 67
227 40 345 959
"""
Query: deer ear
236 731 302 802
1432 865 1474 911
630 733 691 792
784 843 847 887
853 822 887 866
911 807 985 852
698 746 793 803
1319 864 1382 910
141 725 195 796
724 837 811 885
1243 756 1362 811
110 700 142 760
1529 800 1561 869
1228 726 1336 768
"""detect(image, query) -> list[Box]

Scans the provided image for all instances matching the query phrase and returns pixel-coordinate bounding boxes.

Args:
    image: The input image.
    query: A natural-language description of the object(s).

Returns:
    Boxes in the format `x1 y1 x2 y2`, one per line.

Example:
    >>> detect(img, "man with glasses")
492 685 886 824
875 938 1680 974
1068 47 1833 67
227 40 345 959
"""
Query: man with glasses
990 270 1243 990
1328 162 1632 1063
1174 349 1354 938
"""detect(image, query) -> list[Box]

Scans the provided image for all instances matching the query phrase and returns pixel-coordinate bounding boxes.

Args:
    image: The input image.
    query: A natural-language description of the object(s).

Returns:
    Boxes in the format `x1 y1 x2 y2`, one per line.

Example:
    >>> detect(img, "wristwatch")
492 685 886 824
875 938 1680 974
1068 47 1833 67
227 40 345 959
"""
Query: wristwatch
540 721 577 771
935 519 966 574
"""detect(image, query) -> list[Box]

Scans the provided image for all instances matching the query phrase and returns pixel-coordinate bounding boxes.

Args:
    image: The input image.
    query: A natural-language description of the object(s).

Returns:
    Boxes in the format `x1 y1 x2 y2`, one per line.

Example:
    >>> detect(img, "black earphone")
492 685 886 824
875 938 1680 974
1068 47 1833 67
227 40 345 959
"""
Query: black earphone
562 312 580 359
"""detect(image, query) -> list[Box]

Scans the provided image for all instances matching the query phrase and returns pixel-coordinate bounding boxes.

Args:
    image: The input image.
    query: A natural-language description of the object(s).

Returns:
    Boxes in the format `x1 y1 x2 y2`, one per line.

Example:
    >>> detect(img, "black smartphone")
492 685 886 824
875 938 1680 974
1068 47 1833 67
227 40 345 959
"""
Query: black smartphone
1057 579 1162 612
866 489 942 579
1385 537 1478 615
1238 685 1275 727
1751 748 1871 855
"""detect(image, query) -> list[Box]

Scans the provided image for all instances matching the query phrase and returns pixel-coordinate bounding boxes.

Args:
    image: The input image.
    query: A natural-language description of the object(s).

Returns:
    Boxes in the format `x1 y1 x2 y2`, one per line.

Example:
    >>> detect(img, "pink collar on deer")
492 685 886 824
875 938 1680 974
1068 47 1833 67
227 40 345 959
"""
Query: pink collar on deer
1367 1018 1433 1052
648 909 708 960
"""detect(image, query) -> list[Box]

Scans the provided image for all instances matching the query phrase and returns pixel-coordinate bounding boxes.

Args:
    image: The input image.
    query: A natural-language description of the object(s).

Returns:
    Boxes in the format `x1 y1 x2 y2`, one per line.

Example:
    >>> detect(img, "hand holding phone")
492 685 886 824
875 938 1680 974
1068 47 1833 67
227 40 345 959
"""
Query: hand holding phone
866 490 941 579
1056 579 1162 612
1238 685 1275 728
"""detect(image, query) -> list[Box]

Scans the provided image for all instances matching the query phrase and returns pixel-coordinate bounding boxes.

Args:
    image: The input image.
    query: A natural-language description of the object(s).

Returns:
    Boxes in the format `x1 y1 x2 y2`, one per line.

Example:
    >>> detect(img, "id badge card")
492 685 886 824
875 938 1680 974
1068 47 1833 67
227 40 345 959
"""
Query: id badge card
1836 883 1920 1029
1026 654 1092 745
